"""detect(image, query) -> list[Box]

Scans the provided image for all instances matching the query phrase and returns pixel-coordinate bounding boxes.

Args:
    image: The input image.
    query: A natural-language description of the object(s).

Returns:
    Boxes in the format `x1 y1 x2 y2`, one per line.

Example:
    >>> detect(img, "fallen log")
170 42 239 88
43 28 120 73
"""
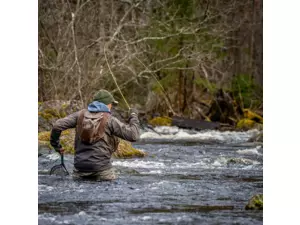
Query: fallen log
171 116 220 130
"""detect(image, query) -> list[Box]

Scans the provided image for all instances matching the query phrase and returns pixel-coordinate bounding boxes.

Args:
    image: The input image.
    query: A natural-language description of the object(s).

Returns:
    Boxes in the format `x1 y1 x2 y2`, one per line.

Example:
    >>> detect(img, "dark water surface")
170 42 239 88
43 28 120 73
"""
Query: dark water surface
38 128 263 225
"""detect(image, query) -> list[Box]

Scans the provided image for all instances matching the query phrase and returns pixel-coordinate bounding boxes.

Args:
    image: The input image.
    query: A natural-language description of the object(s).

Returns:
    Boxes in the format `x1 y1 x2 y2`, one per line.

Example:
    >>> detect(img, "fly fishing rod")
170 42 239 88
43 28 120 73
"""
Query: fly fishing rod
104 45 130 110
104 45 162 136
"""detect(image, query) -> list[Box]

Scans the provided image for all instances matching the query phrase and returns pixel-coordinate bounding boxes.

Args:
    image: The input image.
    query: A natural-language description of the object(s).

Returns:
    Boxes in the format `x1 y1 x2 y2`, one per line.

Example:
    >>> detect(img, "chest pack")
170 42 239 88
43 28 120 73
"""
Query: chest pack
77 110 110 144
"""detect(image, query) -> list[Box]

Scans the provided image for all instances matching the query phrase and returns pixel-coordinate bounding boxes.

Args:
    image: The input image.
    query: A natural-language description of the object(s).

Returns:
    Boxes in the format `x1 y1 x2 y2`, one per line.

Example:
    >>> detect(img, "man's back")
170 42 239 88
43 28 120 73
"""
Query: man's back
50 93 140 181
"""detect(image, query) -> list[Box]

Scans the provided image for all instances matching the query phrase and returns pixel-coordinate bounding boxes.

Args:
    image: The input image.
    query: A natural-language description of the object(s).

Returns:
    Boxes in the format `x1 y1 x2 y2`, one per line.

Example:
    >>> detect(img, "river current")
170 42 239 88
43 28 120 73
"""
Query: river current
38 127 263 225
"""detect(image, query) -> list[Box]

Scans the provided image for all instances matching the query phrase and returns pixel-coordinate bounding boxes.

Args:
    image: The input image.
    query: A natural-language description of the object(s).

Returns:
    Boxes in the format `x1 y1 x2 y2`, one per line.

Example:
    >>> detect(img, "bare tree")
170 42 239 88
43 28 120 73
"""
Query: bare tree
39 0 263 118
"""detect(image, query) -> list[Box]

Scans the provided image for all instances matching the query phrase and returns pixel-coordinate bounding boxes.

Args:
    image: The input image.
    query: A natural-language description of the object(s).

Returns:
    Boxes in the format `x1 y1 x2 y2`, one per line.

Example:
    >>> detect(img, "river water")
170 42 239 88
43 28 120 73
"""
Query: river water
38 127 263 225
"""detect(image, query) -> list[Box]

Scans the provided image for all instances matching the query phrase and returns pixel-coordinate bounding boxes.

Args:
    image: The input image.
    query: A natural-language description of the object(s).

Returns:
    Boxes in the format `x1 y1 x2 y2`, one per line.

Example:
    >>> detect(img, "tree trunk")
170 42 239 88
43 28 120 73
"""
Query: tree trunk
38 69 46 102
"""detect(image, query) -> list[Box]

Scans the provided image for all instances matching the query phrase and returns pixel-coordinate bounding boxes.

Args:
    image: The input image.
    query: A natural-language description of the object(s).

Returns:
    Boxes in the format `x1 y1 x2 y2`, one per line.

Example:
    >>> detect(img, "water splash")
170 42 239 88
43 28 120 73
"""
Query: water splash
140 127 260 143
236 146 262 155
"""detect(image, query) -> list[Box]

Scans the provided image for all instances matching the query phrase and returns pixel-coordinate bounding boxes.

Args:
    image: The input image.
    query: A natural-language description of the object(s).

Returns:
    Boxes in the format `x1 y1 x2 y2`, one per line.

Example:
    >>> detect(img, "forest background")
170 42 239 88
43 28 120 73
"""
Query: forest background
38 0 263 126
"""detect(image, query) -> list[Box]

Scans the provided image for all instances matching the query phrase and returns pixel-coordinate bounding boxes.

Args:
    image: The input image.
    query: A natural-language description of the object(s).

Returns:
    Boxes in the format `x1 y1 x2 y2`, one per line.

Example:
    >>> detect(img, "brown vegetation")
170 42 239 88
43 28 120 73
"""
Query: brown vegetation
39 0 263 122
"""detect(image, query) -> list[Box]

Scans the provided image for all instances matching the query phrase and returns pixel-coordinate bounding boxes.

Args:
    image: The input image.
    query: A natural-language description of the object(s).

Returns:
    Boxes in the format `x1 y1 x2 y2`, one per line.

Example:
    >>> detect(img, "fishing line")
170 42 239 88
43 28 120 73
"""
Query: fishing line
104 45 162 136
104 44 130 110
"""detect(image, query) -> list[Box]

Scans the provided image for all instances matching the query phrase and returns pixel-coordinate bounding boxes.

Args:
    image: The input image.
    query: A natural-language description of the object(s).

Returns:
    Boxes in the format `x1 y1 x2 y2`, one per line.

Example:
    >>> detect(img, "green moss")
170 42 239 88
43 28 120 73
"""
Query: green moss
59 104 68 118
39 112 54 121
245 194 263 210
61 103 68 109
38 130 75 154
39 106 68 121
148 116 172 126
236 109 263 130
59 109 67 118
113 140 146 158
37 131 146 157
44 108 61 118
236 119 255 130
38 131 51 141
243 109 263 124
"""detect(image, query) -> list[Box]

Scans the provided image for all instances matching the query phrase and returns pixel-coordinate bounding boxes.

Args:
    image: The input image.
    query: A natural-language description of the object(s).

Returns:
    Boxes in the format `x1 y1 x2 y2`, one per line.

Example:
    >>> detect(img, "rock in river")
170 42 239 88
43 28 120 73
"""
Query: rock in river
245 194 263 210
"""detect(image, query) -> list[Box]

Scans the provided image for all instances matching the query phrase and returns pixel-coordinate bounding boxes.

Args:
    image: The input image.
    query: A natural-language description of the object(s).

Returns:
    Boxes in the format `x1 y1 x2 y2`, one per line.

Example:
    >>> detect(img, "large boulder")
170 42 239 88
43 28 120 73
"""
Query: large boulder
245 194 263 210
148 116 172 127
236 119 263 131
38 130 76 154
148 116 221 131
236 109 263 131
227 158 257 166
171 116 220 130
236 119 256 130
243 109 263 123
113 140 146 158
38 130 146 158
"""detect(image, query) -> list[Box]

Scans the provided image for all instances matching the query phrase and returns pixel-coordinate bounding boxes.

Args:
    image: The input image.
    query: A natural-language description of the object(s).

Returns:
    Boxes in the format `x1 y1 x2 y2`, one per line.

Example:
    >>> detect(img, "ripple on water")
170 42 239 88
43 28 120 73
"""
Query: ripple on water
236 146 262 155
39 184 54 192
113 160 166 169
39 128 263 225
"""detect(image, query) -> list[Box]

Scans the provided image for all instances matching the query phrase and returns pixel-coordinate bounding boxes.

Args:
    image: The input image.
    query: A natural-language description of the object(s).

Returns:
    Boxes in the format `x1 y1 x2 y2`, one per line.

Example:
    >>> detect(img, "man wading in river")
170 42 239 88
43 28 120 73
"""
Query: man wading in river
50 89 140 181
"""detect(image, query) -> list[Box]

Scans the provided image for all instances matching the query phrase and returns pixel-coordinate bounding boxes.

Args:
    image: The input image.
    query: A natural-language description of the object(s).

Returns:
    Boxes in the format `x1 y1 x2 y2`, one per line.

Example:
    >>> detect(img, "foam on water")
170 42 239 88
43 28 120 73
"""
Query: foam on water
113 160 166 169
113 159 208 171
46 153 60 161
236 146 262 155
39 126 263 225
172 161 208 169
154 126 180 134
39 184 54 191
113 157 260 172
142 170 163 174
140 126 259 143
212 157 228 167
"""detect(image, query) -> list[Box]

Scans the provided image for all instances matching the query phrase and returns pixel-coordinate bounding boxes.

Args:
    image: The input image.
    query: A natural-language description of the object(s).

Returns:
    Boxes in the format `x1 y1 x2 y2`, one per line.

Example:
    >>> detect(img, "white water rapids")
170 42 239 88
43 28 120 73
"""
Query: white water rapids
140 126 260 143
39 126 263 225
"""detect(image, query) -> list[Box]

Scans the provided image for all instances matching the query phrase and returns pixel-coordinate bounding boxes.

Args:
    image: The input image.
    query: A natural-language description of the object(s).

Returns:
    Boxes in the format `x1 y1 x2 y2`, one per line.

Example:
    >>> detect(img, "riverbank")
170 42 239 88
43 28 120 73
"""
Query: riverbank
38 100 263 132
38 100 263 156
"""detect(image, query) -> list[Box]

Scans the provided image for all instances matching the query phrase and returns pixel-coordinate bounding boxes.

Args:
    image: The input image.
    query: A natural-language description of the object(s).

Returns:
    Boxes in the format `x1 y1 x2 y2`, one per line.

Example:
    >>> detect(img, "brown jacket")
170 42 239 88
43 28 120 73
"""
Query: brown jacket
50 110 140 172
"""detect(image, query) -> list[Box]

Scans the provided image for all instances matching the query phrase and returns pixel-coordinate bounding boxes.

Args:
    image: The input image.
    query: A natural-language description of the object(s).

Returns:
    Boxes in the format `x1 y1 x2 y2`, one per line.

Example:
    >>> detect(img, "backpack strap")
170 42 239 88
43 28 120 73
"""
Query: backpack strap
94 112 110 141
76 109 86 135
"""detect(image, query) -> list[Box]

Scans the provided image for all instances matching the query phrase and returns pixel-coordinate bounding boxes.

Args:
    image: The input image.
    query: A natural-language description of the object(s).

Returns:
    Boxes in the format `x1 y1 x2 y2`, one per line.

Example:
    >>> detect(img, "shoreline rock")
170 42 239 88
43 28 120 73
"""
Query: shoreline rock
38 130 146 158
38 100 83 132
38 100 263 134
245 194 263 210
236 109 263 131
